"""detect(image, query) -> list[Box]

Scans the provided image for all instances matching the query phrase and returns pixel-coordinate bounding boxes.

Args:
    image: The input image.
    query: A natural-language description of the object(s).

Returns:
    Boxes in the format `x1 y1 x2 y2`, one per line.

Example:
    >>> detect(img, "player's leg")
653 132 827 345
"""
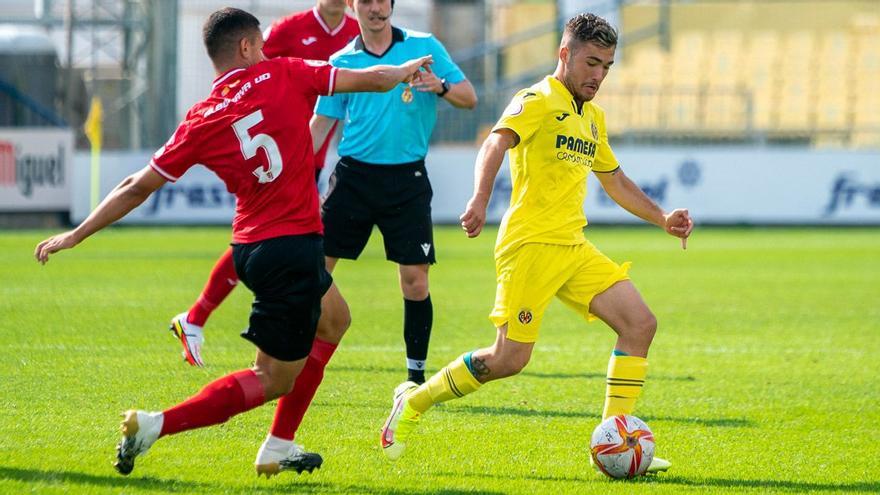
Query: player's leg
266 275 350 447
588 280 670 473
554 242 645 419
377 160 435 385
170 246 238 366
381 243 562 461
558 242 668 472
118 235 325 476
116 348 305 476
242 236 336 477
381 324 536 461
398 263 431 385
589 281 656 418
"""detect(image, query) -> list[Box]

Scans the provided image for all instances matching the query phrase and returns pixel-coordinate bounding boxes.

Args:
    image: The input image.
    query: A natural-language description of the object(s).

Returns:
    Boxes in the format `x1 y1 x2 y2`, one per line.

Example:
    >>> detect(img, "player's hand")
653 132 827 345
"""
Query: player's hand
663 208 694 250
401 55 433 84
34 231 80 264
411 70 443 94
460 197 488 238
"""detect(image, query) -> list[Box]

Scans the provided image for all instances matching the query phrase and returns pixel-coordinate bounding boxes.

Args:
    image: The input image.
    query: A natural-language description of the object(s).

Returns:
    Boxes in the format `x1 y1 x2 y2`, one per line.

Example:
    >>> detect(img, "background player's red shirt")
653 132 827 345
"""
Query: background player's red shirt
263 7 359 171
263 7 359 111
150 58 337 244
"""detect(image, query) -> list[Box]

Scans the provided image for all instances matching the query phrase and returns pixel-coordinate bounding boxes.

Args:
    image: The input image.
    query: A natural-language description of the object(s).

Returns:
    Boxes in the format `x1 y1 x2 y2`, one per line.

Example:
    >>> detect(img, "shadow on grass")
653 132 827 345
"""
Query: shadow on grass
0 466 504 495
330 365 697 382
450 405 753 427
643 475 880 493
520 370 698 382
439 471 880 493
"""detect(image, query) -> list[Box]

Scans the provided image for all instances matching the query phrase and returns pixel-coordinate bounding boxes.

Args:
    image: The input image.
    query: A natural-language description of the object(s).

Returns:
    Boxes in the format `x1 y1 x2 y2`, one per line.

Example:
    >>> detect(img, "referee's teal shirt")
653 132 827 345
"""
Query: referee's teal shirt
315 27 466 164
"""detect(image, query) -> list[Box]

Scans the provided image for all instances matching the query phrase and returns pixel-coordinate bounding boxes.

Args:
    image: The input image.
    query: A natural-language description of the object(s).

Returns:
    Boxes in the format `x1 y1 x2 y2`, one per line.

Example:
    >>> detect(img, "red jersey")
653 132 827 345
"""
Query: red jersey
150 58 338 244
263 7 359 109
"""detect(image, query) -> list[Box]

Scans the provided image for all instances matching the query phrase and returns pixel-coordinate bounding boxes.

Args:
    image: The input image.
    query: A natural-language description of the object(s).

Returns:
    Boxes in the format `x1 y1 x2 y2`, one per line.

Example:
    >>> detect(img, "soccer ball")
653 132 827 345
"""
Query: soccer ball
590 415 655 479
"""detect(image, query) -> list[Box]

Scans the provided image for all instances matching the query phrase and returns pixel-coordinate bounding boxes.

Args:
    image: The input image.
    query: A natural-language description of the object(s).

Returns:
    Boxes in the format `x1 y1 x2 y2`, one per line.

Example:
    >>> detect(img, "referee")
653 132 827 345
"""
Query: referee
310 0 477 387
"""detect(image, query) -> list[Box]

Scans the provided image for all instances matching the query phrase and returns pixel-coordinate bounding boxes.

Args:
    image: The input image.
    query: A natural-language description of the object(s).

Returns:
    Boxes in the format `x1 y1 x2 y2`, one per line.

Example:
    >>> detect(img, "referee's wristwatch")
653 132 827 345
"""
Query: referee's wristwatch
437 78 450 97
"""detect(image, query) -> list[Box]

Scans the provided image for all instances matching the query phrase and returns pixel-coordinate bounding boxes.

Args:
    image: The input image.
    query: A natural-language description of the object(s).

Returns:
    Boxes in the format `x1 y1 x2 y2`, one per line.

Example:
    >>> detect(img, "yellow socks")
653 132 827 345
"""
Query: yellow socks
407 355 481 413
602 354 648 419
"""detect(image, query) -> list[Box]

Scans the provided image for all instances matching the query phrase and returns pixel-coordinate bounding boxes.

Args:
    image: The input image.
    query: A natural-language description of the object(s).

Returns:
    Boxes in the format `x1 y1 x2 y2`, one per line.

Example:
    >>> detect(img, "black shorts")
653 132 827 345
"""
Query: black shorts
322 156 435 265
231 234 332 361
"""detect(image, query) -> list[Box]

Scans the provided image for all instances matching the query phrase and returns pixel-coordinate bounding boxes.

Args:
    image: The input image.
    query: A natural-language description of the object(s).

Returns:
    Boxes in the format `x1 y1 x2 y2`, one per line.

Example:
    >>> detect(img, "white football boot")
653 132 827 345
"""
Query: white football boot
114 410 163 475
254 435 323 478
589 452 672 476
169 312 205 367
380 381 420 461
646 456 672 473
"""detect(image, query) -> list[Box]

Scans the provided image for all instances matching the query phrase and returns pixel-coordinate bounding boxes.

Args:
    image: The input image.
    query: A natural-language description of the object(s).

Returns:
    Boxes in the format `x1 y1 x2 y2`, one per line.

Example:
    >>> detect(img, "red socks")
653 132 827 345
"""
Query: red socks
269 338 338 440
160 369 265 437
157 339 338 440
188 247 238 327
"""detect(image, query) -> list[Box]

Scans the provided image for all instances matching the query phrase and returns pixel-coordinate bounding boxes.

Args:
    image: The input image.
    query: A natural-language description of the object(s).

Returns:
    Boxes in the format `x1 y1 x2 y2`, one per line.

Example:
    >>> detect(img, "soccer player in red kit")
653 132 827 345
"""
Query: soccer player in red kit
169 0 360 369
34 7 431 477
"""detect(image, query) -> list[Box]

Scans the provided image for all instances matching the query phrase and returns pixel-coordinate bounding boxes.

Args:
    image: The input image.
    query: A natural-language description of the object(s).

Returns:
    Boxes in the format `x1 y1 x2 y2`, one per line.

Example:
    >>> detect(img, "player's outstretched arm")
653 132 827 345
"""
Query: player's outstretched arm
460 128 517 238
333 55 434 93
34 166 167 264
594 168 694 249
411 72 478 109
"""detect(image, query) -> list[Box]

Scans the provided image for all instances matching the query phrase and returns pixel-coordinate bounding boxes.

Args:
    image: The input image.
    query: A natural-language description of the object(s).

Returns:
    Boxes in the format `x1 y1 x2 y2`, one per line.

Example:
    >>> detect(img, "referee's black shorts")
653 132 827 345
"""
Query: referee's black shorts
231 234 332 362
322 156 435 265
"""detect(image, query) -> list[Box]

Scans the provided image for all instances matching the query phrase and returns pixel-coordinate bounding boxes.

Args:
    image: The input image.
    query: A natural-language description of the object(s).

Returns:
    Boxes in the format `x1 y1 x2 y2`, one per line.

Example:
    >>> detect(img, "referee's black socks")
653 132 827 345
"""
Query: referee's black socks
404 295 432 385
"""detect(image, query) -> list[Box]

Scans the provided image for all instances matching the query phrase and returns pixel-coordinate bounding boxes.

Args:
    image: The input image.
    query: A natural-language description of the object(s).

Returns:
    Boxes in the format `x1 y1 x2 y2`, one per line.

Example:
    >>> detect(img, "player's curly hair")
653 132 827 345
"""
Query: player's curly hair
564 13 618 48
203 7 261 62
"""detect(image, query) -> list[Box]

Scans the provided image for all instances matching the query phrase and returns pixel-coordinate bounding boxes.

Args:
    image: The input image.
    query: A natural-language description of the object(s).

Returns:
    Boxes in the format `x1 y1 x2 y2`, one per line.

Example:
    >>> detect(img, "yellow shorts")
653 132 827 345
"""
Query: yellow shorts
489 241 630 343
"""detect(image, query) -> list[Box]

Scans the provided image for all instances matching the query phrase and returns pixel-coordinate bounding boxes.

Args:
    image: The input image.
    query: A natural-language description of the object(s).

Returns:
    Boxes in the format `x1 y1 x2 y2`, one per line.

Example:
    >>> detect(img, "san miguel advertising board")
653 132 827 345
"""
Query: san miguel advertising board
0 128 73 211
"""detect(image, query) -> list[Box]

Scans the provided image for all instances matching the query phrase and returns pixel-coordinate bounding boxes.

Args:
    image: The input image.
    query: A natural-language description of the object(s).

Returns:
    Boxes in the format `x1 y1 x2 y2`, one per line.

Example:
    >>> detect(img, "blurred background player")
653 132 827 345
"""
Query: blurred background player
379 13 692 474
34 7 432 477
309 0 477 390
168 0 360 368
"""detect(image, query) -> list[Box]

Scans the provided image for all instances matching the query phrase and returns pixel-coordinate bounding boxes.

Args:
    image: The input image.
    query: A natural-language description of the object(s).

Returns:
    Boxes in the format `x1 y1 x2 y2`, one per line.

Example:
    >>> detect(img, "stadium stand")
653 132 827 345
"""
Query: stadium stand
594 10 879 147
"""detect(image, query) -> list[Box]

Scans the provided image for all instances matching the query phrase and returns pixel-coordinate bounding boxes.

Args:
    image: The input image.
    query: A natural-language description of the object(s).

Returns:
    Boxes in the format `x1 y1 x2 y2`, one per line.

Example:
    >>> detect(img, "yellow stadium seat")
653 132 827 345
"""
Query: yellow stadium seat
663 92 700 130
670 31 706 87
705 30 743 87
704 91 749 131
777 78 812 130
628 88 661 130
595 91 629 135
815 92 850 129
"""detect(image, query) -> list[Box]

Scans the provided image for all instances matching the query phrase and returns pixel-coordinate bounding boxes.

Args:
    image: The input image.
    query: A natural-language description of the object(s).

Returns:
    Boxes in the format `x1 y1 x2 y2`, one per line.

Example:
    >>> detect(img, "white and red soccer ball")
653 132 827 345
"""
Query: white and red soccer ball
590 414 655 479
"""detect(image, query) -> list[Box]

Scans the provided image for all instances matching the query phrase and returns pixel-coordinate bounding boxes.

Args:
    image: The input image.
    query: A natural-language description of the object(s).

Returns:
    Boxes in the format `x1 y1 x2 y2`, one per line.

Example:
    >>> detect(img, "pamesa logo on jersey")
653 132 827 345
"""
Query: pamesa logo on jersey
555 133 597 166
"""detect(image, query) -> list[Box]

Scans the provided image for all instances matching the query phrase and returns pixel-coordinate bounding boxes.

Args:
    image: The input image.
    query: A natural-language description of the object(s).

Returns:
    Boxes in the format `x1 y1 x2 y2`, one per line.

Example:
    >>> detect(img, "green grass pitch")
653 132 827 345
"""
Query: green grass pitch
1 226 878 494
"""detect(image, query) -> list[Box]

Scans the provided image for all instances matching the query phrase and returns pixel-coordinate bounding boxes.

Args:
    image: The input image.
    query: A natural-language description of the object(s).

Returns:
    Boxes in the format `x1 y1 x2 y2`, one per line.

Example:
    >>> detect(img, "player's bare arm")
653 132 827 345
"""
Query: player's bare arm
594 168 694 249
412 72 478 109
460 128 517 238
309 114 337 154
333 55 433 93
35 166 167 264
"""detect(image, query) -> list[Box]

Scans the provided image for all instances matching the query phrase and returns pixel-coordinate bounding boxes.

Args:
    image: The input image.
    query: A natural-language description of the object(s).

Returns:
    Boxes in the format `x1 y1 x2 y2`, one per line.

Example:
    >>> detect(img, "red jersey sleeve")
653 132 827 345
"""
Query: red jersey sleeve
283 57 338 98
149 119 199 182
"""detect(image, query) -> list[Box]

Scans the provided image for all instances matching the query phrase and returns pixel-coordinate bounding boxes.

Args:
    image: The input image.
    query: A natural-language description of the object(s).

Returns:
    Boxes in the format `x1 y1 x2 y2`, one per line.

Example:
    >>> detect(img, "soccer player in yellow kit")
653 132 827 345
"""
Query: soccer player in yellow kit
379 13 693 474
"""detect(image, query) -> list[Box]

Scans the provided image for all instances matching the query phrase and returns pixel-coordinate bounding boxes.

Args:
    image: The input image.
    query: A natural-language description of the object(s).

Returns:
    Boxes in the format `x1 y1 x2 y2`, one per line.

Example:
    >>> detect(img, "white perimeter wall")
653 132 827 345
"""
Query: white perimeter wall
70 146 880 226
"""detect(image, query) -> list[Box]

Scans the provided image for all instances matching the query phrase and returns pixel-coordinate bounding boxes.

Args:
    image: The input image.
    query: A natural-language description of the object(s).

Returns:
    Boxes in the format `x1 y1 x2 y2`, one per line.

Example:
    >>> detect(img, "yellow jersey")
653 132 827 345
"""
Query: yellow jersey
491 75 619 258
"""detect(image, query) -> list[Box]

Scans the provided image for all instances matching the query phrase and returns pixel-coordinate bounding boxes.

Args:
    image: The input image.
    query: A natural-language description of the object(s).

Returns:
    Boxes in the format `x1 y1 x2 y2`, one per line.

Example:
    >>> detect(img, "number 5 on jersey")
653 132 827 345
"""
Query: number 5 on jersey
233 110 283 183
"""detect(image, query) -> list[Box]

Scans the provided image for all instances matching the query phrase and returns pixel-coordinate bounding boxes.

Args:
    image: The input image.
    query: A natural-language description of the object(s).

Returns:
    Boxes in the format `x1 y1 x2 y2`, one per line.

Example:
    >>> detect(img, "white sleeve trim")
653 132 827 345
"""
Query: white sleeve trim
149 159 179 182
328 67 338 96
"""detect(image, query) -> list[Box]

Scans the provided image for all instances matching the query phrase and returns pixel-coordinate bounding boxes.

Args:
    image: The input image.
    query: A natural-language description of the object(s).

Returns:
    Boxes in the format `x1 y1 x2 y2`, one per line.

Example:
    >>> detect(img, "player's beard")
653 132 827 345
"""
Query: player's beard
563 73 595 106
